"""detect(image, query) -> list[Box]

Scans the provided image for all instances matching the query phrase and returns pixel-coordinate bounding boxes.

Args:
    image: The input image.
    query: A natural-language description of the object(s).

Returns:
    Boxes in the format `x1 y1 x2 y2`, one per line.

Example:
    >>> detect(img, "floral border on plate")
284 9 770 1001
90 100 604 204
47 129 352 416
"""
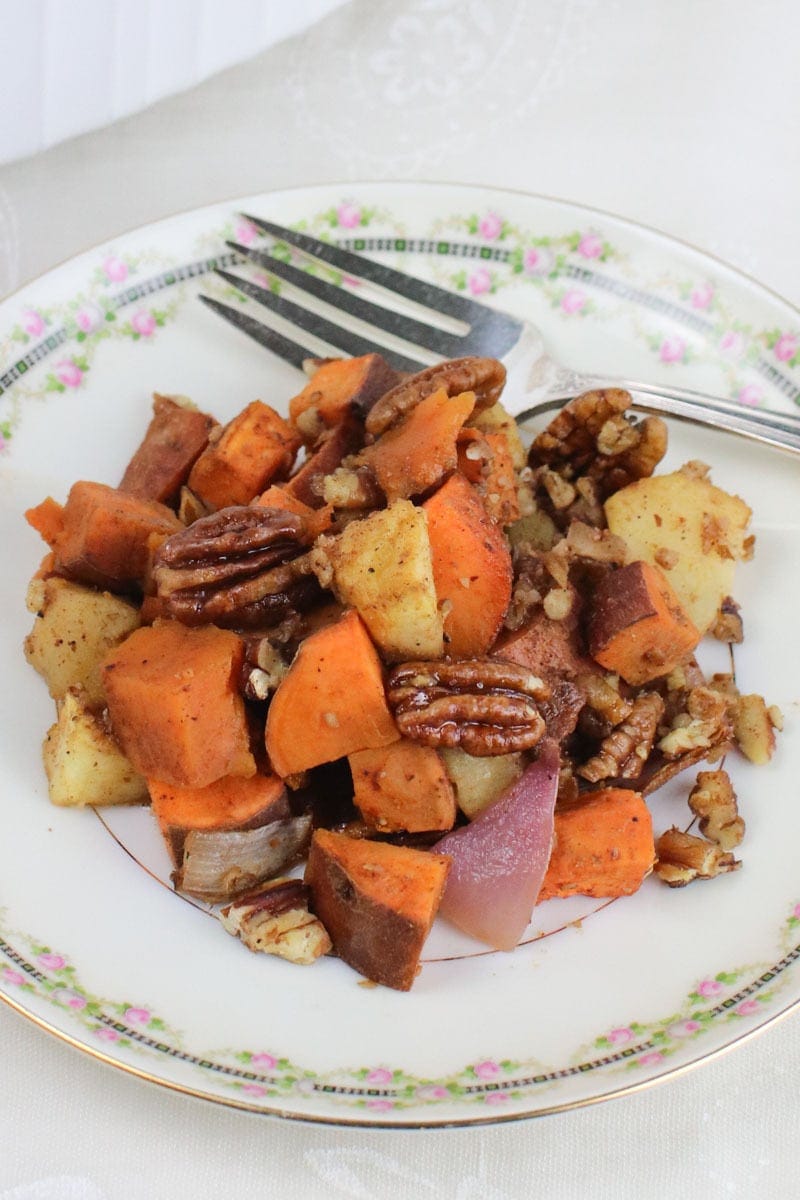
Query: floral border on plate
1 199 798 453
2 903 799 1114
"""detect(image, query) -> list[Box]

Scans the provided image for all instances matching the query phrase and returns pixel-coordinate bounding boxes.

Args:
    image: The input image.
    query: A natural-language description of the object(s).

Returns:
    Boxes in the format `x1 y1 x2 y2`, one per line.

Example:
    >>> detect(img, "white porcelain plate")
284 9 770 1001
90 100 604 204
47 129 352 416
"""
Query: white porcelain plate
1 183 799 1127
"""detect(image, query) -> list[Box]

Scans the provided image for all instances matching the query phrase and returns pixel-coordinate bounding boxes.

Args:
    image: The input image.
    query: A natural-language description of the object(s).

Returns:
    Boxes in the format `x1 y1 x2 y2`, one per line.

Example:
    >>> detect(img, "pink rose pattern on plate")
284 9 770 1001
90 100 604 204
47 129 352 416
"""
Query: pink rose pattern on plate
0 900 798 1112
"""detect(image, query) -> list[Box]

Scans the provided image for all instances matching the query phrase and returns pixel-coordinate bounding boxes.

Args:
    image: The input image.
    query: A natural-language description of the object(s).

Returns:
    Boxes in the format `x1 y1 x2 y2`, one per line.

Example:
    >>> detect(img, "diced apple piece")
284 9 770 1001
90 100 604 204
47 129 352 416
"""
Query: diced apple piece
587 560 700 685
604 469 752 634
440 746 524 820
24 576 140 705
43 686 148 807
304 829 450 990
321 500 444 661
423 473 512 657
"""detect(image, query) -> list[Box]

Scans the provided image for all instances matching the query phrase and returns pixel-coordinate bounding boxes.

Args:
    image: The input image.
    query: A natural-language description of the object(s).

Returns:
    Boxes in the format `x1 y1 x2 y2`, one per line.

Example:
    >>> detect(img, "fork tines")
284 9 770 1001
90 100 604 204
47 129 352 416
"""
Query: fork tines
200 214 521 372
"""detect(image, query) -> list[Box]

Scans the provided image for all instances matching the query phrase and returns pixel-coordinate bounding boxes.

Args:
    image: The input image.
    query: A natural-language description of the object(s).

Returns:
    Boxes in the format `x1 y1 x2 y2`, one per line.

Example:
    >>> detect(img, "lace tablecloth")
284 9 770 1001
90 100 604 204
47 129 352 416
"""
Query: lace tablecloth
1 1 798 1196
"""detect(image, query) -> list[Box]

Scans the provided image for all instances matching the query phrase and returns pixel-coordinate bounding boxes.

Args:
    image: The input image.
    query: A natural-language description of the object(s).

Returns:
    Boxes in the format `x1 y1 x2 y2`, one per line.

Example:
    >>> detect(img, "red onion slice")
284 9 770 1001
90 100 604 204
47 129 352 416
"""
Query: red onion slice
433 740 560 951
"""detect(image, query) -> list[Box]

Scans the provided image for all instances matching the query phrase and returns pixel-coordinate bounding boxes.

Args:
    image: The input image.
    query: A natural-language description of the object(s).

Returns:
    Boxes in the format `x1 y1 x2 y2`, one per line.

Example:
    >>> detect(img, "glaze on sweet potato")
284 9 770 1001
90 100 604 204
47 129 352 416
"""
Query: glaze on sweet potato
349 740 456 833
102 621 256 787
359 387 475 501
120 393 217 505
537 788 655 901
52 480 182 591
304 828 451 990
423 472 512 656
188 400 301 510
265 609 398 778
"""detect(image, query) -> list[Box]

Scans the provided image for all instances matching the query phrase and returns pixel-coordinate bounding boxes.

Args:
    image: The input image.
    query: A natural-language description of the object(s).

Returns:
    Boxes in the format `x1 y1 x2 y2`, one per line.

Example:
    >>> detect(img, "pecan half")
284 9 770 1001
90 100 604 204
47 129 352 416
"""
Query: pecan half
365 356 506 438
387 659 549 755
153 505 316 628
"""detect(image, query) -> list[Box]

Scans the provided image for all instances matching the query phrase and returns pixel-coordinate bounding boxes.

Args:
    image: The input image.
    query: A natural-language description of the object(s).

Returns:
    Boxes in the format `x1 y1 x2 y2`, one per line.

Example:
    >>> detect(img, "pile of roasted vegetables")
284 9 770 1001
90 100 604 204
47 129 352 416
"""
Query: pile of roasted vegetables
23 354 781 990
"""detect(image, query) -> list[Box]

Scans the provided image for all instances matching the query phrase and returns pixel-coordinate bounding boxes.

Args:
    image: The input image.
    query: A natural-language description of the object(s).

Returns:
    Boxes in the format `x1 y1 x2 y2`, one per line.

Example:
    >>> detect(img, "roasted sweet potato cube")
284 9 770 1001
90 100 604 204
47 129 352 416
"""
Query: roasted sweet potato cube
349 740 456 833
188 400 302 510
120 393 217 504
265 609 399 778
587 560 700 685
359 387 475 501
304 829 451 990
537 788 655 902
25 496 65 547
493 610 588 679
53 480 182 591
102 621 256 787
255 485 333 538
423 473 512 656
288 354 398 434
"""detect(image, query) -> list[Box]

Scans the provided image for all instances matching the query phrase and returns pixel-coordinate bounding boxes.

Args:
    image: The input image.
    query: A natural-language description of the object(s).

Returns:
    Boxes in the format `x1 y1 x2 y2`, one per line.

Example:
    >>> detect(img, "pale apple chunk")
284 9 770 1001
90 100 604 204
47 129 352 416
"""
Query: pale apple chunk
604 469 752 634
440 746 524 819
43 686 148 807
24 576 140 705
319 499 443 660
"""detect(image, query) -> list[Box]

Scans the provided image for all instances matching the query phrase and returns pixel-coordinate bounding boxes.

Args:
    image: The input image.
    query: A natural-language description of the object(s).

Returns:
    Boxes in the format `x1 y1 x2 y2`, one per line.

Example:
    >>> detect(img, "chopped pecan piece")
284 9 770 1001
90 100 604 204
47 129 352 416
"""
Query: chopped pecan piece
733 693 780 764
153 505 317 628
578 691 664 782
711 597 744 643
240 636 289 701
654 827 740 886
365 356 506 438
219 878 332 964
528 389 667 497
688 770 744 851
657 685 732 759
387 659 549 755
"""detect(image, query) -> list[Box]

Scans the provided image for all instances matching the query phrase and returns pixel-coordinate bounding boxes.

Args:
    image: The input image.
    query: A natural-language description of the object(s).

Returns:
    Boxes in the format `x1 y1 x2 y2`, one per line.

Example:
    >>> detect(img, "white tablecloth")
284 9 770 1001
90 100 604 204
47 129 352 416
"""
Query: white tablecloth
2 1 799 1196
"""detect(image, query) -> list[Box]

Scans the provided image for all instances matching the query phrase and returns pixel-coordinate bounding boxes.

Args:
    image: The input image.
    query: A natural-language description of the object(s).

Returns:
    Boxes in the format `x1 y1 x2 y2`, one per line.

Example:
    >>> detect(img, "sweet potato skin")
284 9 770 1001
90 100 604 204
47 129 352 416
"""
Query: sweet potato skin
587 560 700 685
188 400 301 510
423 472 512 656
102 621 256 788
265 609 399 778
349 740 456 833
120 393 216 504
52 481 182 591
305 829 451 990
537 788 654 901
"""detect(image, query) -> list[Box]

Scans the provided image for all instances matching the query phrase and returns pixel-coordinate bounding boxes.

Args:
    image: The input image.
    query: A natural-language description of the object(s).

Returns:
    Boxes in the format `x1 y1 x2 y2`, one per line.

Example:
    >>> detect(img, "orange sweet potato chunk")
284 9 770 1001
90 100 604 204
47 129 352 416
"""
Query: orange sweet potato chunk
537 788 655 901
25 497 65 547
423 472 512 656
305 829 451 990
53 480 182 591
265 609 398 778
102 621 256 788
587 560 701 685
188 400 301 510
349 740 456 833
359 387 475 501
288 354 398 431
120 393 217 504
255 485 333 538
456 428 520 525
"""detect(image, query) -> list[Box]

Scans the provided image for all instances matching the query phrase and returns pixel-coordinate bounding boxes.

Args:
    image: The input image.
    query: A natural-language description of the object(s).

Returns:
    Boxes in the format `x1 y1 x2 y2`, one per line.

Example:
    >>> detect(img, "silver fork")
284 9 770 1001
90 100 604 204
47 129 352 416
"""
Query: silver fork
200 215 800 455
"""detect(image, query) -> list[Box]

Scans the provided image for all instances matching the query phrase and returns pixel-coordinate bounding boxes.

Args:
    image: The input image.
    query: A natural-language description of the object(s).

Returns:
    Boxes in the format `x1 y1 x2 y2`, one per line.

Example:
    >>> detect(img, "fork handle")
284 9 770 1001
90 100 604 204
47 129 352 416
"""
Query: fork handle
503 327 800 455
